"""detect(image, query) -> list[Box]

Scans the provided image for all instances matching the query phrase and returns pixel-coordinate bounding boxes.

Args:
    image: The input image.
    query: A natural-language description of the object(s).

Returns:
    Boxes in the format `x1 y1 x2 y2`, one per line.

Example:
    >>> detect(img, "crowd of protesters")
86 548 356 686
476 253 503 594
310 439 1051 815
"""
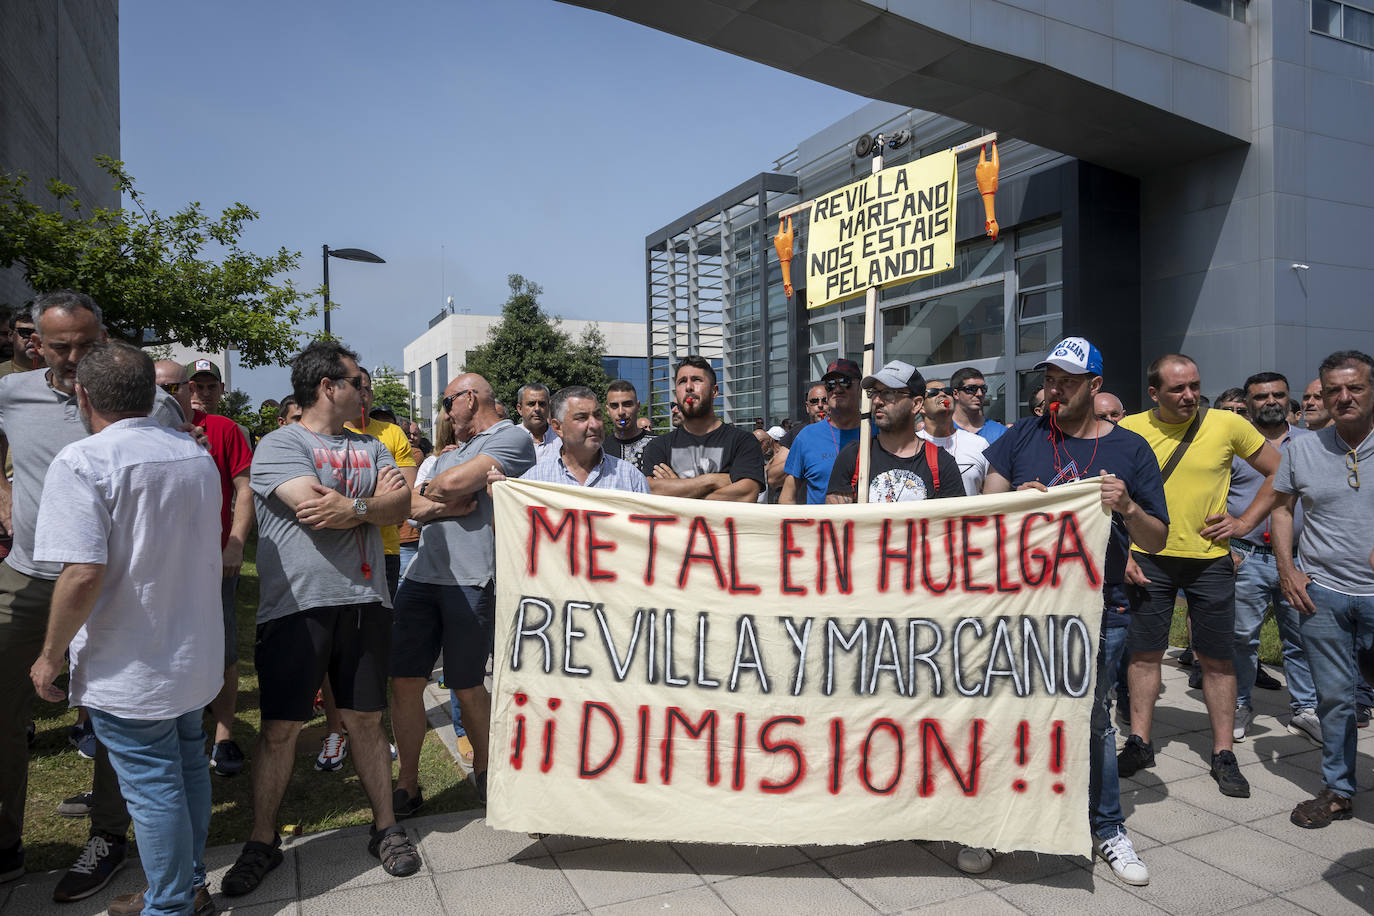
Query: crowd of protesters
1 288 1371 913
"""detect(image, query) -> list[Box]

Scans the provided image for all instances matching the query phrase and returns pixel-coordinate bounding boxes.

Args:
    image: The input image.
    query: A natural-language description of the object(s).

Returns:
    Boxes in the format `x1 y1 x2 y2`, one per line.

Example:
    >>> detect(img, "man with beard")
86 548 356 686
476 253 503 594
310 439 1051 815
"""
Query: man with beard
956 337 1168 885
642 356 762 502
782 359 863 504
0 312 39 379
1228 373 1319 744
825 361 962 503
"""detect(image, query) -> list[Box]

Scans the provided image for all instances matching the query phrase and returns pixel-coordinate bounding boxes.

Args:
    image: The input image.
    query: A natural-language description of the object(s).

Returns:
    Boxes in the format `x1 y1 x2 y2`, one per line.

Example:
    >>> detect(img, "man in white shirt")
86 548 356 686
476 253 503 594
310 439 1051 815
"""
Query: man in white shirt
516 383 561 461
919 377 988 495
29 342 222 916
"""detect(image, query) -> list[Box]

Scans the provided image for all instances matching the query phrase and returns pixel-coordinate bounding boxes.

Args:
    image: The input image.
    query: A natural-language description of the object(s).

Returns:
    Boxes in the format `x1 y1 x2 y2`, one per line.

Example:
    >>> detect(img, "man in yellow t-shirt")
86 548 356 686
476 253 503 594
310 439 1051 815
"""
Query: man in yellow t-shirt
1117 354 1279 799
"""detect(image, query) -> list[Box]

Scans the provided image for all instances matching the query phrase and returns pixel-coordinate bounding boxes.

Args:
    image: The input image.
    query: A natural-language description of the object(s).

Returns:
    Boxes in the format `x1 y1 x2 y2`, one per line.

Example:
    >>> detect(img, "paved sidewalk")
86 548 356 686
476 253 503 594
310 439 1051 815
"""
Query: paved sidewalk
3 660 1372 915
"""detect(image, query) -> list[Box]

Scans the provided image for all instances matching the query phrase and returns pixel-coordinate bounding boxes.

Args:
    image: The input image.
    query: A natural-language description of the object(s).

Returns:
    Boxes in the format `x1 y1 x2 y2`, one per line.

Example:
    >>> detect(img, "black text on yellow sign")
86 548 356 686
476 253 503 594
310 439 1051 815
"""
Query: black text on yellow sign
806 150 958 309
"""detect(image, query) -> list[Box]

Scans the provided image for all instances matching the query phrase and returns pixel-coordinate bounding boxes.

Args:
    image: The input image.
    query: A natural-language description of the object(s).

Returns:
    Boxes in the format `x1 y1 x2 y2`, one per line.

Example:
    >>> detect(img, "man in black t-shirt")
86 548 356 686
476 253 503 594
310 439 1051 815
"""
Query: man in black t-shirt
826 361 962 503
641 356 763 502
602 379 655 473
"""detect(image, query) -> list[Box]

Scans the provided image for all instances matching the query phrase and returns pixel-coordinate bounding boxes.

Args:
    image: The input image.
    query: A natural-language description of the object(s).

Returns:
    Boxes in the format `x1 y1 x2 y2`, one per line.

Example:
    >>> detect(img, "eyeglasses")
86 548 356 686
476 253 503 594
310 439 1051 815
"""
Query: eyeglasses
957 384 988 395
806 397 825 405
825 377 854 391
925 387 954 399
1347 449 1360 491
1219 404 1249 416
866 386 909 403
442 389 477 412
159 382 182 394
12 327 36 339
332 375 363 390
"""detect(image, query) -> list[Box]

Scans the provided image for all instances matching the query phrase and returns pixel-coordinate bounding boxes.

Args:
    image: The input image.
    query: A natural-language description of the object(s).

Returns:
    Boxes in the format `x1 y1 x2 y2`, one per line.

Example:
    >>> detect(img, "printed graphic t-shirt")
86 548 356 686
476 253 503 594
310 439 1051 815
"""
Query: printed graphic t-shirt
604 429 656 473
640 423 765 490
826 437 965 502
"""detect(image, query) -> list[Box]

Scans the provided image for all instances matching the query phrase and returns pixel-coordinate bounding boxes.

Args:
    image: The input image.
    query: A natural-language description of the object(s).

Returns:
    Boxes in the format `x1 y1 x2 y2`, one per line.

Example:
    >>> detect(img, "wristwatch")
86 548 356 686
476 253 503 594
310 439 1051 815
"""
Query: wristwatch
352 498 368 519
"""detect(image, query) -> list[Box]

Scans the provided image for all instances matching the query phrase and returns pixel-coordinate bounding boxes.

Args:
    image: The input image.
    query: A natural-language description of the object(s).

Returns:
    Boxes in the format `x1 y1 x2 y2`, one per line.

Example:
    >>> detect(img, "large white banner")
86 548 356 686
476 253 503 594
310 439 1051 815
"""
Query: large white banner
488 479 1110 857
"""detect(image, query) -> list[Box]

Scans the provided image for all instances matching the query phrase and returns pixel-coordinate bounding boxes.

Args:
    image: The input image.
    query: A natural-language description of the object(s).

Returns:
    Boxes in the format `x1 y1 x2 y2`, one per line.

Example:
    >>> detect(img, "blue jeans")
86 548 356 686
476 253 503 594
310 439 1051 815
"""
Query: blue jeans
1232 545 1316 711
1090 617 1130 839
88 708 210 915
1298 582 1374 797
398 544 418 583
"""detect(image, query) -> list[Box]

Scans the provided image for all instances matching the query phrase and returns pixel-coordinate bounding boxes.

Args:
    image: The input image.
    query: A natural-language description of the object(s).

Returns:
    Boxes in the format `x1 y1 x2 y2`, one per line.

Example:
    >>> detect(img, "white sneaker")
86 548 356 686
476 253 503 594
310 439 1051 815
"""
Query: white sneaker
315 732 348 772
955 846 994 874
1288 708 1322 746
1094 831 1149 886
1233 704 1255 741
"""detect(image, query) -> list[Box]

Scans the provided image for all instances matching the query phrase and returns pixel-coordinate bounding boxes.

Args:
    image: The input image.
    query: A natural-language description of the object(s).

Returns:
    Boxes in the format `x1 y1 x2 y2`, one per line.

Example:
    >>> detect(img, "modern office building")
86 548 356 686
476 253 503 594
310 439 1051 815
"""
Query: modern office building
403 307 649 431
593 0 1374 420
1 0 121 310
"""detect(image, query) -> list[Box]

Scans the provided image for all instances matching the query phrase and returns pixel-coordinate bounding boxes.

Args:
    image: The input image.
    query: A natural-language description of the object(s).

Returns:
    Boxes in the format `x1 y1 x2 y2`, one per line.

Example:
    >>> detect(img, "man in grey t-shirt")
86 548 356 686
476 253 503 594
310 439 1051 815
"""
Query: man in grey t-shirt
1274 350 1374 830
0 290 185 897
390 373 535 815
225 341 418 896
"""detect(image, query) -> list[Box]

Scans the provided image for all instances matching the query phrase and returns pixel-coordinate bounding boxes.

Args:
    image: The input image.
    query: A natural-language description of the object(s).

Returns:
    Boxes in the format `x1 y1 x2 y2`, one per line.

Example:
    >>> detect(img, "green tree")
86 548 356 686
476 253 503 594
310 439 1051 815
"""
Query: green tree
370 364 413 420
0 157 315 367
222 388 254 425
463 275 610 410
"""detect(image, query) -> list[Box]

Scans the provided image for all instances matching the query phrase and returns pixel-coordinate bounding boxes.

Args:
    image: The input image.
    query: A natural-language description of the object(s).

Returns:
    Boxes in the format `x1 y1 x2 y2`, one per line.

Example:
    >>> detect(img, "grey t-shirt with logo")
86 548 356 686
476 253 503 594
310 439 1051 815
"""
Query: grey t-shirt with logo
405 419 535 588
0 369 183 580
1275 426 1374 595
251 423 397 622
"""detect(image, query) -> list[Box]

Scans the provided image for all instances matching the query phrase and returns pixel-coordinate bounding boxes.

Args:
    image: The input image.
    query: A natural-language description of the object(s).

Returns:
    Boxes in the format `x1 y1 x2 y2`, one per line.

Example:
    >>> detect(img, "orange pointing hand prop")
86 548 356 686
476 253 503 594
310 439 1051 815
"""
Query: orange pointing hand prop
976 142 999 240
773 215 794 298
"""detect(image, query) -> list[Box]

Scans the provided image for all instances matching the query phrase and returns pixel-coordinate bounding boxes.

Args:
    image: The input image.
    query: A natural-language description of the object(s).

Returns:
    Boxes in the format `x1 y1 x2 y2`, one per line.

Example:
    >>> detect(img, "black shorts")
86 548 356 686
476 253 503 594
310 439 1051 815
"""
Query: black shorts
255 603 391 721
390 581 495 690
1127 552 1236 659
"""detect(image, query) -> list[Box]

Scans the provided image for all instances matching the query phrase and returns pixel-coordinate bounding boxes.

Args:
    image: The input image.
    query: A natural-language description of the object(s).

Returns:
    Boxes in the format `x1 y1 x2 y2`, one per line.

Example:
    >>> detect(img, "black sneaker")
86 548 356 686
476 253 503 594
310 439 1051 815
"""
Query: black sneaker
0 841 22 884
1117 735 1155 777
222 836 283 897
210 739 245 777
1358 705 1371 729
1177 647 1194 668
473 769 488 804
392 786 424 819
1254 664 1282 691
1210 750 1251 797
56 791 94 818
52 832 127 902
1188 662 1203 689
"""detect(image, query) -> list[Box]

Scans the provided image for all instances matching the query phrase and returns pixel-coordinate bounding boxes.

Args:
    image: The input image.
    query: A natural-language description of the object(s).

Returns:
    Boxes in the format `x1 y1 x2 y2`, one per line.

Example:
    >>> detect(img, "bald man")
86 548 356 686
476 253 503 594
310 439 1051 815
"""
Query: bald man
1095 392 1126 423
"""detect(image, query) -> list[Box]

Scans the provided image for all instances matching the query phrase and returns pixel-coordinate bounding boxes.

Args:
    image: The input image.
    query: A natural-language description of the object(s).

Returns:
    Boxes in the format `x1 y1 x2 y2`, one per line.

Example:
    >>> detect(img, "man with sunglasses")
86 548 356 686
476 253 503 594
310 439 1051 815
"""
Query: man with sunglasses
0 313 39 379
391 373 535 814
781 359 863 504
918 378 988 495
771 382 826 496
950 367 1006 444
1273 350 1374 829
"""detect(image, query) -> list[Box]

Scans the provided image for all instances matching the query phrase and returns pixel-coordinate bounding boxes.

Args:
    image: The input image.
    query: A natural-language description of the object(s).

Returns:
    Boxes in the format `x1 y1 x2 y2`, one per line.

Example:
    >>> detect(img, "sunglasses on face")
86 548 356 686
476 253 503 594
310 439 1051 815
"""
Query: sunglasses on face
332 375 363 390
957 384 988 395
159 382 182 394
825 377 854 391
925 387 955 399
866 387 909 403
13 327 36 339
442 389 477 412
807 397 825 405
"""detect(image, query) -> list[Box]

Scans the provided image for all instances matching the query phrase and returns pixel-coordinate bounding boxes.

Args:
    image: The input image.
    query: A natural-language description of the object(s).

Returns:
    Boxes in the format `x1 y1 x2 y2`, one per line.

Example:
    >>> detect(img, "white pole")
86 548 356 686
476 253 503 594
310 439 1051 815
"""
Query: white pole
856 148 884 504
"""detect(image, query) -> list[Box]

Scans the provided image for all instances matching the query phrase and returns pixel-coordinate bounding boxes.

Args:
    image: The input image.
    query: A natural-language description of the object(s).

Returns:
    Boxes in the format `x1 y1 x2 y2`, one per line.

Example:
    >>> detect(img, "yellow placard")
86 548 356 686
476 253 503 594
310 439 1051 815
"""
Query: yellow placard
487 479 1110 857
806 149 958 308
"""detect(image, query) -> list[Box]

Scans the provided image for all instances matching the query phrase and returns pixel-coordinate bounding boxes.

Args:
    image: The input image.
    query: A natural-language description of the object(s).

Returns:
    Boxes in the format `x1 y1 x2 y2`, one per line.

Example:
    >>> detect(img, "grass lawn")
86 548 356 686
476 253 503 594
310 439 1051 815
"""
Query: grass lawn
1169 600 1284 665
21 537 482 873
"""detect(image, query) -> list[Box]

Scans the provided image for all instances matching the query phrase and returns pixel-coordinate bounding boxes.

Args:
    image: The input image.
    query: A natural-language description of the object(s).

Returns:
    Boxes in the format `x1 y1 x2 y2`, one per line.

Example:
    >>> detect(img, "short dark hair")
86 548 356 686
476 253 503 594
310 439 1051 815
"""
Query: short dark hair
291 340 358 409
32 289 103 328
1146 353 1195 390
606 379 637 398
369 406 397 423
551 385 598 423
675 354 716 388
516 383 550 406
1215 387 1246 405
8 305 34 331
1289 398 1301 415
76 341 154 415
1318 350 1374 382
1243 371 1288 397
950 367 985 389
276 395 298 420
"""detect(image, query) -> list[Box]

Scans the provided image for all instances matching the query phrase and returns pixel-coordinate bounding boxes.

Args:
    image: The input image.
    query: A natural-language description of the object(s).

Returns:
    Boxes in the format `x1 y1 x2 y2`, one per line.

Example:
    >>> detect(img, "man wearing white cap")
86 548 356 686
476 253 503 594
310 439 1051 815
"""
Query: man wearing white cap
957 337 1169 886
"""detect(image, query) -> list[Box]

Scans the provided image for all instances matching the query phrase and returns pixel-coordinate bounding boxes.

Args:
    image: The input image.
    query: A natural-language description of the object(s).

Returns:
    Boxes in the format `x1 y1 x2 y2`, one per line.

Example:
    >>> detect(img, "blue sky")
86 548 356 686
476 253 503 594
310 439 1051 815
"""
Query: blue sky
118 0 866 404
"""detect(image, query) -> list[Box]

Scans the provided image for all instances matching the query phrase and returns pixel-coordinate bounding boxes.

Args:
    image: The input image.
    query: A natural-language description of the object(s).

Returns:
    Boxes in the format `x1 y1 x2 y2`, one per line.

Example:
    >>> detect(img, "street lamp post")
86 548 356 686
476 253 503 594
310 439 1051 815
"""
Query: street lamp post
322 245 386 334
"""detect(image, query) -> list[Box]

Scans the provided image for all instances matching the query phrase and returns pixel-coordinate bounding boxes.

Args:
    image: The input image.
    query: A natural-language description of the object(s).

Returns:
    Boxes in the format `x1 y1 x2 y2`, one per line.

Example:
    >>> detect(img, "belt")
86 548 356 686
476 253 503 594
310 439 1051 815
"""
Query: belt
1234 540 1296 558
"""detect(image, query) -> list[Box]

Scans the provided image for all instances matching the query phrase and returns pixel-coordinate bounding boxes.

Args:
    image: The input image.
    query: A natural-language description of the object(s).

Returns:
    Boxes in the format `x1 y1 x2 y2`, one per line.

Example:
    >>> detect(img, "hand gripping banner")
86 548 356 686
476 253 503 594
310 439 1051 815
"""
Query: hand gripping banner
488 478 1110 856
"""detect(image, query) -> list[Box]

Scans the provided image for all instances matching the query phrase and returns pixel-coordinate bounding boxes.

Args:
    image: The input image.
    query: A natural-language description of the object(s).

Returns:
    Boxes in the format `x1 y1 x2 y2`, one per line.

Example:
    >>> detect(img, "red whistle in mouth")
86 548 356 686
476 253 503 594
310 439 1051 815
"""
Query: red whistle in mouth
1048 401 1061 413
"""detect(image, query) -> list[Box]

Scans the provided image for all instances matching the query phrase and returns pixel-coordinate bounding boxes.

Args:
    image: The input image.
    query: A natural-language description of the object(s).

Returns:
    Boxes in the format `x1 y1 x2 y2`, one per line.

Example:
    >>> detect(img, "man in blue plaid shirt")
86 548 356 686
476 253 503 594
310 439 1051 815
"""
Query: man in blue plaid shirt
491 386 649 494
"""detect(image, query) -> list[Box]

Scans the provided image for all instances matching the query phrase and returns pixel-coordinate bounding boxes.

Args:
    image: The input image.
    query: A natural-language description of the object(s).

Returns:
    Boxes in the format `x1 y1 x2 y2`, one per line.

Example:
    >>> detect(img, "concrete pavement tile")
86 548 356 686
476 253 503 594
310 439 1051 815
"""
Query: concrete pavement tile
1121 746 1209 790
712 862 877 915
1174 824 1336 893
1154 729 1216 768
798 842 885 861
993 865 1167 915
538 834 618 855
819 840 985 909
294 825 428 897
1248 811 1374 868
898 889 1022 915
590 884 733 915
217 902 300 915
1216 898 1313 915
1123 788 1237 844
967 849 1082 890
1110 845 1269 914
552 841 701 908
433 858 584 916
671 842 809 881
1227 761 1322 803
0 861 148 915
1279 870 1374 915
205 843 298 906
1163 773 1297 822
298 875 441 915
417 816 546 871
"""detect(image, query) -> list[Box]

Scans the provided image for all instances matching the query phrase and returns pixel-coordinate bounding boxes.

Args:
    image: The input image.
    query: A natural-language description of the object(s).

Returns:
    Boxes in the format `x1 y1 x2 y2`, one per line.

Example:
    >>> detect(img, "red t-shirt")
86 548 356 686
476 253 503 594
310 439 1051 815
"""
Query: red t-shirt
193 410 253 548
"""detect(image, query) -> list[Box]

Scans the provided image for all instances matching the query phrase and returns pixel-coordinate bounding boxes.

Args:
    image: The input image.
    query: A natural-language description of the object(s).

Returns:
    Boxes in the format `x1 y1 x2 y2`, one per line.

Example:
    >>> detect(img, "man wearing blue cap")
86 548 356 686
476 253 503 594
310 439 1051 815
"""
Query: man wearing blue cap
956 337 1169 886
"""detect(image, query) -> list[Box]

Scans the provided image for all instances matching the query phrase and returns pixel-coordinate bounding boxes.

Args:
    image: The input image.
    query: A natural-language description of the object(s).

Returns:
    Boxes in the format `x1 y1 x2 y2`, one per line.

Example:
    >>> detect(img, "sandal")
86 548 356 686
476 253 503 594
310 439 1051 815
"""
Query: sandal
1291 788 1353 829
222 836 283 896
369 824 421 877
